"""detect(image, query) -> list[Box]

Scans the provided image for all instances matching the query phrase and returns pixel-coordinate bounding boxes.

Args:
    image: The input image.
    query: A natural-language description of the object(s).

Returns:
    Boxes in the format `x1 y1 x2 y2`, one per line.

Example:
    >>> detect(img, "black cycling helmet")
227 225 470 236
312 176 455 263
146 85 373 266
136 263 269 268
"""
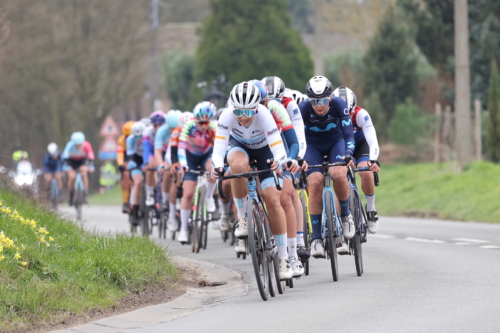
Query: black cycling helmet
305 76 333 98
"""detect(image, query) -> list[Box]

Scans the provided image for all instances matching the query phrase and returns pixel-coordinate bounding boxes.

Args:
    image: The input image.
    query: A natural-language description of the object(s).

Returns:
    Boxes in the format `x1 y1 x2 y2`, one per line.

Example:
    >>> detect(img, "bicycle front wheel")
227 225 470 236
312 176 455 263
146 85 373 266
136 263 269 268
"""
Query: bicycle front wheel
197 185 207 252
349 189 363 276
247 199 269 301
325 191 339 282
300 190 310 276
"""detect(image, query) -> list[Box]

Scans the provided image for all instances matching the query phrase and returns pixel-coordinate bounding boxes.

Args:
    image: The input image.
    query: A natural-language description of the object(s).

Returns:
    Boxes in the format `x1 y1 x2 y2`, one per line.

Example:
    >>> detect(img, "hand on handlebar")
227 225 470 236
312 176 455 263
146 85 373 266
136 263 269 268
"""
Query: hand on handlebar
179 165 188 175
285 158 300 173
211 166 224 179
368 160 380 172
343 155 355 167
267 159 281 173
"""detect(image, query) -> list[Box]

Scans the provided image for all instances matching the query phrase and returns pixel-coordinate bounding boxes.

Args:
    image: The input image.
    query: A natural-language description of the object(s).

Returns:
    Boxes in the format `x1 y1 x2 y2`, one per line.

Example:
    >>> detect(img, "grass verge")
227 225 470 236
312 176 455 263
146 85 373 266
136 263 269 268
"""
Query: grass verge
0 189 179 332
376 161 500 223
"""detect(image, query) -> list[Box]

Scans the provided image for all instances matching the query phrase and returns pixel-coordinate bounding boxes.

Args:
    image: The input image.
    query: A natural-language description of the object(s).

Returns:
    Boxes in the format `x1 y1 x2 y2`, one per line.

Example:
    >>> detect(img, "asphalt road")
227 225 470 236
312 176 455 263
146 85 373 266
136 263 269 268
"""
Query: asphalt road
60 205 500 333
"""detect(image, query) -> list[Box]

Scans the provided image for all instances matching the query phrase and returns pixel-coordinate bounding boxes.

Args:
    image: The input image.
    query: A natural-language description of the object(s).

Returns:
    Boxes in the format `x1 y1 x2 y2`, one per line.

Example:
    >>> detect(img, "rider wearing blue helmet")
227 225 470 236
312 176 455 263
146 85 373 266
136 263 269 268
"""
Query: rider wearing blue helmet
62 131 95 206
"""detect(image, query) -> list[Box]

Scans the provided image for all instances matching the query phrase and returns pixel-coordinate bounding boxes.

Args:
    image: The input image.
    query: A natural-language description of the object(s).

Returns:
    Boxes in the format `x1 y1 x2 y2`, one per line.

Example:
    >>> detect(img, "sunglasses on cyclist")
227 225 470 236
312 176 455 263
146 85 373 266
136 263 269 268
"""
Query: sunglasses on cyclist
310 97 330 107
197 121 209 125
233 108 257 117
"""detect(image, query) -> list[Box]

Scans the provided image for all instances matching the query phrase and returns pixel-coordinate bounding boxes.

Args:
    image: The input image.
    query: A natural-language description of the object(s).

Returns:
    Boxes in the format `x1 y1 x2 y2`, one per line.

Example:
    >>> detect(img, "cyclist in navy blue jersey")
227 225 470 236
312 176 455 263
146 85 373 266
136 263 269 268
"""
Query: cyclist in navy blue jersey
298 76 356 258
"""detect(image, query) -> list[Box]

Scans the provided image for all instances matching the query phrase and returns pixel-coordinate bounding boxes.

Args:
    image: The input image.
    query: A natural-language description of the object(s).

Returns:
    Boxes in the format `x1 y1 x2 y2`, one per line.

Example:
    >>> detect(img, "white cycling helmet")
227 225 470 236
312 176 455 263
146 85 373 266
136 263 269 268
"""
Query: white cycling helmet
140 117 152 126
47 143 58 155
178 111 194 128
332 86 357 113
230 81 261 109
132 121 146 137
261 76 286 99
285 89 306 105
305 76 333 98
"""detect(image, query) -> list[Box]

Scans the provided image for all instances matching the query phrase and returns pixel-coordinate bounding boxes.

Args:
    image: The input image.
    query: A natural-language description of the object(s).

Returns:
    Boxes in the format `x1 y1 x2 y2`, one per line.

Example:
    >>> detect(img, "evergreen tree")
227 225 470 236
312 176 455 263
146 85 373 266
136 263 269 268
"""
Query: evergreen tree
193 0 313 99
487 58 500 162
363 6 418 123
163 49 195 111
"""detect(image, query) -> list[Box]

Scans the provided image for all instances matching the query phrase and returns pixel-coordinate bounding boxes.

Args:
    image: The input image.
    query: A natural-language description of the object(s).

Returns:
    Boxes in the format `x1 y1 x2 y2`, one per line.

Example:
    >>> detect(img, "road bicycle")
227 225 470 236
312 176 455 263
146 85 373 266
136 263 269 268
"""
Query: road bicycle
48 175 61 210
295 159 312 276
345 166 380 276
307 156 348 282
217 160 286 301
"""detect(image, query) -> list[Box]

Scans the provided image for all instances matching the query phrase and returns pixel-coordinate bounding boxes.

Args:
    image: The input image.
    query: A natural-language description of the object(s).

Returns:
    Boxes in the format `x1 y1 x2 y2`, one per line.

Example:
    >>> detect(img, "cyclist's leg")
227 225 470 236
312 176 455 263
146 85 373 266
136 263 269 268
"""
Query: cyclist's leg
130 170 143 224
67 167 76 205
168 169 179 220
54 171 63 191
226 150 249 237
304 143 326 241
43 172 53 192
218 176 233 231
281 177 303 276
145 154 158 205
328 139 354 238
356 155 379 232
179 179 196 242
120 166 131 211
79 164 89 192
203 152 217 213
292 188 308 254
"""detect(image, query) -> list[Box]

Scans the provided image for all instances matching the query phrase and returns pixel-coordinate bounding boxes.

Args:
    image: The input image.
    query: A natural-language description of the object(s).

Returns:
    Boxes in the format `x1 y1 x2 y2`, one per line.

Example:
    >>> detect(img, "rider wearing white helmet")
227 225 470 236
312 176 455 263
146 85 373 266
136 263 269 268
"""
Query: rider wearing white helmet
42 143 64 199
332 86 380 237
127 121 147 225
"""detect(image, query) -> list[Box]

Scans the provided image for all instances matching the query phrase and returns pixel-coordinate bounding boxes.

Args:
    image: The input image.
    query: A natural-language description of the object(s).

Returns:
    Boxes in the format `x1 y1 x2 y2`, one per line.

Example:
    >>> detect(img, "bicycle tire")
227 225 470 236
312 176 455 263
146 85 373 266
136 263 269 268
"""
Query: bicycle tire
300 190 310 276
141 208 149 237
349 189 363 276
325 191 339 282
247 200 269 301
197 185 207 252
262 209 284 295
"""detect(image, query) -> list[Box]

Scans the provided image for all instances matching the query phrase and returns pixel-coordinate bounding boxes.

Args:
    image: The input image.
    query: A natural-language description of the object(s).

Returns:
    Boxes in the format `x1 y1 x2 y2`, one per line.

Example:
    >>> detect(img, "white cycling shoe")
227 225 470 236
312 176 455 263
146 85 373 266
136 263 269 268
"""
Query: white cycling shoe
278 258 293 280
178 229 189 244
234 217 248 238
289 256 304 277
212 221 220 230
367 210 379 234
341 214 355 239
310 239 325 258
167 218 178 231
145 195 155 206
235 239 246 254
337 239 349 254
219 214 230 232
206 197 216 213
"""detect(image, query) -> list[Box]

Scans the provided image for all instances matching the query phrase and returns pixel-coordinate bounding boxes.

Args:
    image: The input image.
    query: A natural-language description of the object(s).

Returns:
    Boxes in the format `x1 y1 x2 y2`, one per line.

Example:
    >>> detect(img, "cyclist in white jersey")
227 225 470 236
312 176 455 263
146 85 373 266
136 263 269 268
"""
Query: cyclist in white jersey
211 81 293 280
332 86 380 240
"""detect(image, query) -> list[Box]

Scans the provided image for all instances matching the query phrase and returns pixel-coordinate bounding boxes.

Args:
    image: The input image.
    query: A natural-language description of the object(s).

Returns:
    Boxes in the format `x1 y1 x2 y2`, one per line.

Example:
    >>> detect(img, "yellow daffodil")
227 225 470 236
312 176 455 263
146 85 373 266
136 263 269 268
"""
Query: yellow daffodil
20 261 27 266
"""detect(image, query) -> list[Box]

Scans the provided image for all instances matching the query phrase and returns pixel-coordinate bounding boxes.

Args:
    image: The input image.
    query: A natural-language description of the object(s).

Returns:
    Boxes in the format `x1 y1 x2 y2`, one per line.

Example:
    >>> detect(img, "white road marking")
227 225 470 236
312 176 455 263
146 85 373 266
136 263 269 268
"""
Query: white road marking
452 238 490 244
454 242 473 246
370 234 395 239
480 245 500 249
405 237 445 244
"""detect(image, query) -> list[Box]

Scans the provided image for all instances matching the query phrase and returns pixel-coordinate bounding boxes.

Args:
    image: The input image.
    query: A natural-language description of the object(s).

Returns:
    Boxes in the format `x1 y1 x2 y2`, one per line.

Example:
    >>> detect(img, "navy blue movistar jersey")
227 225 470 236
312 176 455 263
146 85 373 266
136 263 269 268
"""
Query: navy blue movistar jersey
299 97 355 156
42 152 63 173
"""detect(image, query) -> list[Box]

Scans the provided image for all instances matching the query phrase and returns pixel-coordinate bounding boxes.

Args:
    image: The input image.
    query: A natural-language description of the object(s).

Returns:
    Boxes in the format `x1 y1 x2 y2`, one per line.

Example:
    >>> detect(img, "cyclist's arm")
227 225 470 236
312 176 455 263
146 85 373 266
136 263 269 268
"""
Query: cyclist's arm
62 141 72 160
334 98 355 156
211 113 231 169
177 121 193 167
284 99 307 158
356 109 380 161
282 128 299 160
142 136 153 165
154 147 164 167
83 141 95 160
116 135 125 166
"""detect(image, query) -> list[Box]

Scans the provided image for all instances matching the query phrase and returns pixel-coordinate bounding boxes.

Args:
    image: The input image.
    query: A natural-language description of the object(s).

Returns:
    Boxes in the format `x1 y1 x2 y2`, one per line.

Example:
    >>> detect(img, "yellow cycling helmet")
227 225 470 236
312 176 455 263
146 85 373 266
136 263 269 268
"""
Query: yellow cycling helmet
122 121 135 136
12 150 23 162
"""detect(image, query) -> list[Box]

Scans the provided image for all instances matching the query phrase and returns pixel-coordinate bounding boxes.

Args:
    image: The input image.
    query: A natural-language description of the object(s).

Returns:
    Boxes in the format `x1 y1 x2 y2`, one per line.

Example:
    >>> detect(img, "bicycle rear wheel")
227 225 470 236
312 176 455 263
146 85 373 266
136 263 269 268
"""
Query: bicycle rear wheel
247 200 269 301
325 191 339 282
349 189 363 276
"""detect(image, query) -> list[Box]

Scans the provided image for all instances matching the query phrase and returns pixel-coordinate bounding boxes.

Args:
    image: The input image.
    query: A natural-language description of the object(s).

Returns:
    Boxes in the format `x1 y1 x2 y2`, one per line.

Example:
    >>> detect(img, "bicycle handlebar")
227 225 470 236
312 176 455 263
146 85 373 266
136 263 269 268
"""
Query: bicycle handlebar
351 166 380 187
216 159 282 200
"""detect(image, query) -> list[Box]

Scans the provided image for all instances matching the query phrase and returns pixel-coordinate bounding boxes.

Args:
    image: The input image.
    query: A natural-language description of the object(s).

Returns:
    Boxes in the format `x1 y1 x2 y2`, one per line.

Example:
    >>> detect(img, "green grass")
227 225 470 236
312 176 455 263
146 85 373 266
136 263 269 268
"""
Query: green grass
0 190 178 332
376 161 500 223
89 186 122 205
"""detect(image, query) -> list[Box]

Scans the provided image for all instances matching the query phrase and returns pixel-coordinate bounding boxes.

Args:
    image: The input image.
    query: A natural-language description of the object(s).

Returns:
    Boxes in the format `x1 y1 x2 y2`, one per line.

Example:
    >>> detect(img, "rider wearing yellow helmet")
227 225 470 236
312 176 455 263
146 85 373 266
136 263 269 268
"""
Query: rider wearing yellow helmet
117 121 135 213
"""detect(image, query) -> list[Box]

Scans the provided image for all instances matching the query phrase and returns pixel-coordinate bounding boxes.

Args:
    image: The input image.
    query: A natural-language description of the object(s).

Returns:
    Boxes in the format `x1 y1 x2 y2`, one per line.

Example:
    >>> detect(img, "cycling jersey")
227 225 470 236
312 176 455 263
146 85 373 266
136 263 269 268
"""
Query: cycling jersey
42 152 63 173
142 125 156 164
116 134 127 166
167 126 181 165
126 135 144 157
267 100 299 159
351 106 379 161
299 96 355 157
154 124 171 151
62 141 95 160
212 105 286 169
281 97 307 158
178 120 217 167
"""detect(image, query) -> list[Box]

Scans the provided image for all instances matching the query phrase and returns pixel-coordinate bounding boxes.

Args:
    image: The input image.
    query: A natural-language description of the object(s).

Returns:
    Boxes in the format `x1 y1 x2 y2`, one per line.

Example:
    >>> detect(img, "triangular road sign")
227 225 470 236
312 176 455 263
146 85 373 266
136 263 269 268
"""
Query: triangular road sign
99 116 120 137
99 136 118 153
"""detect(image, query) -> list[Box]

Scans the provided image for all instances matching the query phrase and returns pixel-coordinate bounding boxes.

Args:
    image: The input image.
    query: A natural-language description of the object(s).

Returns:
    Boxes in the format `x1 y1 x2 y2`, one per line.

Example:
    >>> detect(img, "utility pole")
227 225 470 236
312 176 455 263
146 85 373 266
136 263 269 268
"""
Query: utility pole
313 0 324 76
454 0 472 168
149 0 160 112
